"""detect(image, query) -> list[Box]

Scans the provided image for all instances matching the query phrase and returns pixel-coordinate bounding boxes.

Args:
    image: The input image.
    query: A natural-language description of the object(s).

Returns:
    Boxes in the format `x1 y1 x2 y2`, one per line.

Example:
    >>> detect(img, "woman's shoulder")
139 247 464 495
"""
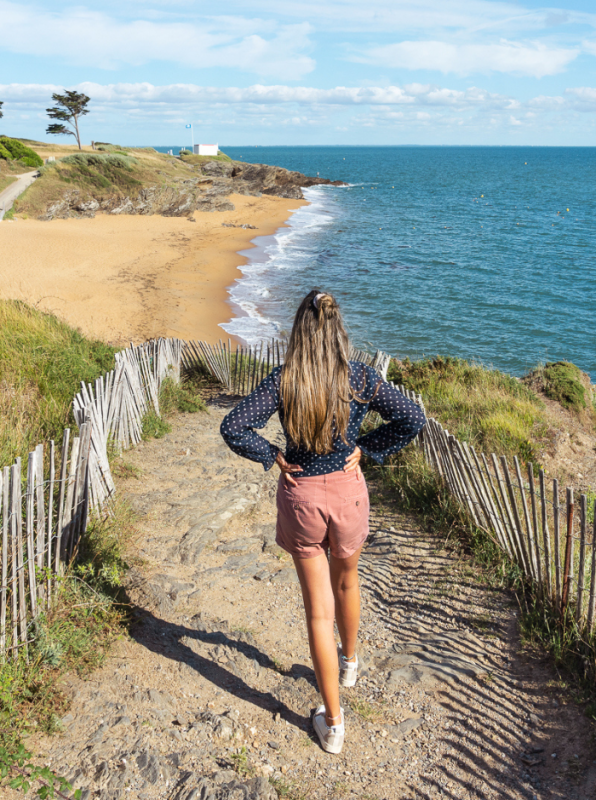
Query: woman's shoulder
349 360 383 397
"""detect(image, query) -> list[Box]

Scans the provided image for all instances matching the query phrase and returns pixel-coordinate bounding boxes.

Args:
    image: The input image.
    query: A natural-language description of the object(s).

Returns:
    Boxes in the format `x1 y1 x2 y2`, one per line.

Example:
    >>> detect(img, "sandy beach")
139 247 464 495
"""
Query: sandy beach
0 194 305 345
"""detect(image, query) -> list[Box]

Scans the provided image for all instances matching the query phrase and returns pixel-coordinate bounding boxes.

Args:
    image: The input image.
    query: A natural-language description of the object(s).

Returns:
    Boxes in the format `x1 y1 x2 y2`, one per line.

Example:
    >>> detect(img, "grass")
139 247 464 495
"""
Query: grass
179 151 232 166
348 698 382 721
140 376 207 440
269 777 308 800
388 355 547 464
0 300 116 465
0 174 17 193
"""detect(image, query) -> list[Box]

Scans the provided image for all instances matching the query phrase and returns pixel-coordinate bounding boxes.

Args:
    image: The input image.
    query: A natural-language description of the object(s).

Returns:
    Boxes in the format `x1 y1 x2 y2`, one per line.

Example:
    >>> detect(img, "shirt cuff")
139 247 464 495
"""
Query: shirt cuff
263 444 280 472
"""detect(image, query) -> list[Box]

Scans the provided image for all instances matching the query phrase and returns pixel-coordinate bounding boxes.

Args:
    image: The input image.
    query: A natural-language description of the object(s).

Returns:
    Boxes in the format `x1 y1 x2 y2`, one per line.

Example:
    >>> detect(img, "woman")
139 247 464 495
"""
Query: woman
220 290 426 754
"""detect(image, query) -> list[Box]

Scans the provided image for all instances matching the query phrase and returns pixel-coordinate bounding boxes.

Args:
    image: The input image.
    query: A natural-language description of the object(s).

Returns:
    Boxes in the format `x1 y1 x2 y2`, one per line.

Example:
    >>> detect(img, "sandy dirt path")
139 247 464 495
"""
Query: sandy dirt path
0 170 38 220
0 195 304 345
21 402 596 800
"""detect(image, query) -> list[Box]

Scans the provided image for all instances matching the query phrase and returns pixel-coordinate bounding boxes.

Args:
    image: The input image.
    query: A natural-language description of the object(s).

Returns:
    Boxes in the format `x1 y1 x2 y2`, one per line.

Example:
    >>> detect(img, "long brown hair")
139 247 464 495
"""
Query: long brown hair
280 289 361 454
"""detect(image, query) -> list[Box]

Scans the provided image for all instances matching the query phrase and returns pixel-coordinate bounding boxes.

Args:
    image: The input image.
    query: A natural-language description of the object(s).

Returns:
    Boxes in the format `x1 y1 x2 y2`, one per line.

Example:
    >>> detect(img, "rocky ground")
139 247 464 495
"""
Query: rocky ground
24 401 596 800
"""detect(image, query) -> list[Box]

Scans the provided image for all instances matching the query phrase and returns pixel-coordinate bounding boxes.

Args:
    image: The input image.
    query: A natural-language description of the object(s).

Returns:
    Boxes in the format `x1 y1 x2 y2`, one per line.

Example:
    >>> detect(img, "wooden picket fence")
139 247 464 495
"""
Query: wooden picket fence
0 338 183 659
2 330 593 661
181 337 391 393
419 412 596 634
388 381 596 635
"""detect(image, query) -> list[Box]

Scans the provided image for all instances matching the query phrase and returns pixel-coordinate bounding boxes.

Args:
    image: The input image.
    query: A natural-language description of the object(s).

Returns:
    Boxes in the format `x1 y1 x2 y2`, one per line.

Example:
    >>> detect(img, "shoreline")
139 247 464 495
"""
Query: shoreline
0 194 306 347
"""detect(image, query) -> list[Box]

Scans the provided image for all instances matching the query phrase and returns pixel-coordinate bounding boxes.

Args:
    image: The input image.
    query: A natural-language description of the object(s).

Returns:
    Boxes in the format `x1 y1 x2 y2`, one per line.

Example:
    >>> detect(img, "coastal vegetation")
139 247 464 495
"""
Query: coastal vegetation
10 143 216 218
0 300 116 465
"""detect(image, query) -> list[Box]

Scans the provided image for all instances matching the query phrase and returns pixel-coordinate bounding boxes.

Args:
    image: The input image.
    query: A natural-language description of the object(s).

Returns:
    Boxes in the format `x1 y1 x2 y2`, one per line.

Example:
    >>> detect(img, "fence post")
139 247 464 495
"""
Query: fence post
561 488 574 619
586 501 596 634
576 494 587 625
526 464 542 586
539 469 552 599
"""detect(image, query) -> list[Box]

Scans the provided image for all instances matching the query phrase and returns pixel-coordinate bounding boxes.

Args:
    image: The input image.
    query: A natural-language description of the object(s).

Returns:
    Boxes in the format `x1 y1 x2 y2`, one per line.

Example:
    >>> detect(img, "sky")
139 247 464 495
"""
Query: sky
1 0 596 145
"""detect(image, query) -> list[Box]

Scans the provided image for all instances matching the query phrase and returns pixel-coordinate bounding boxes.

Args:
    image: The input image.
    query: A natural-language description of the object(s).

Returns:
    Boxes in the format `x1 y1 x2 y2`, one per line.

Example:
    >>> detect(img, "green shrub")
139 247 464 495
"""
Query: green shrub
19 156 41 169
0 142 12 160
542 361 586 412
0 137 43 167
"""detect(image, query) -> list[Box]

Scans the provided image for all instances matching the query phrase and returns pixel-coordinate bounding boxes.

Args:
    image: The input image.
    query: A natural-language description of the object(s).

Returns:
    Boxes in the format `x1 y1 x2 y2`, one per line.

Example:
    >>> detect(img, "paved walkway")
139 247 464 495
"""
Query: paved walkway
0 170 38 220
23 402 596 800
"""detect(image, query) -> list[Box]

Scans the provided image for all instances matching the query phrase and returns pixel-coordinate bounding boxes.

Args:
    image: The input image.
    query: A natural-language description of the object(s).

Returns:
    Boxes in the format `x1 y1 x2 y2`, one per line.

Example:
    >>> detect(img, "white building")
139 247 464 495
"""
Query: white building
193 144 218 156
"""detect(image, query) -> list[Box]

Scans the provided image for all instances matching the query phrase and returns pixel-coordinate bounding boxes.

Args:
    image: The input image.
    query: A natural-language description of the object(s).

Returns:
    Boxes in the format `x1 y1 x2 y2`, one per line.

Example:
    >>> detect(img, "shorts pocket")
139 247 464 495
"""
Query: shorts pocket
340 490 368 507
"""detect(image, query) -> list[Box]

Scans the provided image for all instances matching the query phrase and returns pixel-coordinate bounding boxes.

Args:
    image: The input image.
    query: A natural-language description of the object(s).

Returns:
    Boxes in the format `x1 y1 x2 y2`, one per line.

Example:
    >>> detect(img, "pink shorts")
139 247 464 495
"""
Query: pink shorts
276 470 369 560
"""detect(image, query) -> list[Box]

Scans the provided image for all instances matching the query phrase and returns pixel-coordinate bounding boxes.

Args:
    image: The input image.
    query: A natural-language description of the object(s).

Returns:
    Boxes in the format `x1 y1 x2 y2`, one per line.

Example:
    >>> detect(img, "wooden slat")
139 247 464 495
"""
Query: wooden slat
61 437 80 565
47 441 55 607
9 466 17 655
586 501 596 633
539 469 552 598
13 460 28 654
526 465 542 587
479 452 514 558
25 452 38 621
491 454 524 568
576 494 587 624
500 456 531 576
553 479 562 609
0 469 5 658
55 430 70 575
561 487 574 617
513 456 538 582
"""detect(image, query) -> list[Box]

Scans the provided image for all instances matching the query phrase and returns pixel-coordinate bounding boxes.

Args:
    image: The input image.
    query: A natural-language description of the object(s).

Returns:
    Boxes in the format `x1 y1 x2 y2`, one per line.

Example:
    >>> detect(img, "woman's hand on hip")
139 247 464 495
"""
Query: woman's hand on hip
344 446 362 479
276 451 303 487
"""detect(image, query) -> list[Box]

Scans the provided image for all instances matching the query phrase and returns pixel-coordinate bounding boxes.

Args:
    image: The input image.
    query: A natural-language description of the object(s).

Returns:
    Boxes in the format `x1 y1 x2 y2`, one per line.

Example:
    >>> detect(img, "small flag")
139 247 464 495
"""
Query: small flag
185 124 192 129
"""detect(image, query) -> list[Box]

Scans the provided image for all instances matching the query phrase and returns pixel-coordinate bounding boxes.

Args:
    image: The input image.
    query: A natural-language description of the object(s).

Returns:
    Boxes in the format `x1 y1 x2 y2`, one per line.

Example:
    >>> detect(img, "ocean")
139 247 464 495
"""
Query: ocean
154 146 596 380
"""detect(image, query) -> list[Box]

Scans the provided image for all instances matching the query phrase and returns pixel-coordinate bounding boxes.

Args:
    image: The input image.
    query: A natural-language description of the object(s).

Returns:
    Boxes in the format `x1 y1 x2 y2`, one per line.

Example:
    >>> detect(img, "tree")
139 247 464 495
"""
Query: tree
0 101 3 119
46 90 90 150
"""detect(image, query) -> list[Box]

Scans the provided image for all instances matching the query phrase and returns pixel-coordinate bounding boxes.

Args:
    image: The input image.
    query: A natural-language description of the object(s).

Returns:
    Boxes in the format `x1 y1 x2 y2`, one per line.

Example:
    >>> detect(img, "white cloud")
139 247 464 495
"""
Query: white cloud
0 82 515 110
2 81 595 132
0 1 314 79
356 39 578 77
223 0 596 36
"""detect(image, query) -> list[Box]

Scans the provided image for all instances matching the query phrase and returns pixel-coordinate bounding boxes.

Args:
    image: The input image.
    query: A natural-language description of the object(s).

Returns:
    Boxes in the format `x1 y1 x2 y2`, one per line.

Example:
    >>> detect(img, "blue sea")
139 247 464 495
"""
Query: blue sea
154 146 596 380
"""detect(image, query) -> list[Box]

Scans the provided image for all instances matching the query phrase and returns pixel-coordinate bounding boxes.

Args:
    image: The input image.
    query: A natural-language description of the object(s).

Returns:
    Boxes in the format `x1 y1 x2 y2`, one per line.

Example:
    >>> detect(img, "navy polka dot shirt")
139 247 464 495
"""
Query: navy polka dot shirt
220 361 426 476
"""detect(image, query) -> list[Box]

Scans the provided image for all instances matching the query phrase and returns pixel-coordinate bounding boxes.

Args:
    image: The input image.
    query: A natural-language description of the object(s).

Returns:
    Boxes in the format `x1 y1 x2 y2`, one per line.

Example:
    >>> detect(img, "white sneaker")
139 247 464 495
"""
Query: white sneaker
312 705 345 754
337 644 358 687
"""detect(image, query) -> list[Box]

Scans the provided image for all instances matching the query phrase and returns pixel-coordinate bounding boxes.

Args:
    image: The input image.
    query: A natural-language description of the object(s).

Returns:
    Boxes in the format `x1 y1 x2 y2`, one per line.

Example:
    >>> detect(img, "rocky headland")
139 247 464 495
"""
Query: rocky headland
28 154 345 221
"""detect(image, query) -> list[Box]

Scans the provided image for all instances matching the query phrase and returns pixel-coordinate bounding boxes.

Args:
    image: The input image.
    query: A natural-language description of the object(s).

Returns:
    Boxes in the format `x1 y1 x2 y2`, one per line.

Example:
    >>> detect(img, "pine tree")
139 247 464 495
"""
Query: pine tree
46 91 90 150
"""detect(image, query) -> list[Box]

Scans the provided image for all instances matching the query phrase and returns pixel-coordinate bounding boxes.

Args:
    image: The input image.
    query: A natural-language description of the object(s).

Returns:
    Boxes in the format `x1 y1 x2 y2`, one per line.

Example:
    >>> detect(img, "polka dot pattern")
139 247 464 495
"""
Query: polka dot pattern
220 361 427 475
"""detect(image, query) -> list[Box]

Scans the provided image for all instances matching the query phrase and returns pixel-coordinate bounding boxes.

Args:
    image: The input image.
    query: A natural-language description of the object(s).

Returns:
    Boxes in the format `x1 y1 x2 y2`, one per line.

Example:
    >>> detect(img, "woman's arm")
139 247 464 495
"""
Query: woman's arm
220 372 282 470
355 376 426 464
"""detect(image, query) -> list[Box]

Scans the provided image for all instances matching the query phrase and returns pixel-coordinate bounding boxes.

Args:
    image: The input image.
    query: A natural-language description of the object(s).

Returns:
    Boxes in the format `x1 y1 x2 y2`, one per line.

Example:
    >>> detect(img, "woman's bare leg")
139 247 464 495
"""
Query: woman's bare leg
292 553 341 726
330 547 363 660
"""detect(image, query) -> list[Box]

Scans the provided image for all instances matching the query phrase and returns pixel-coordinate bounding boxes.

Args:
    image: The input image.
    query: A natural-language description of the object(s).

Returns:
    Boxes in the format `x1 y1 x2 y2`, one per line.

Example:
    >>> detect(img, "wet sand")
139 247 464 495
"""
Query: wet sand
0 194 305 345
